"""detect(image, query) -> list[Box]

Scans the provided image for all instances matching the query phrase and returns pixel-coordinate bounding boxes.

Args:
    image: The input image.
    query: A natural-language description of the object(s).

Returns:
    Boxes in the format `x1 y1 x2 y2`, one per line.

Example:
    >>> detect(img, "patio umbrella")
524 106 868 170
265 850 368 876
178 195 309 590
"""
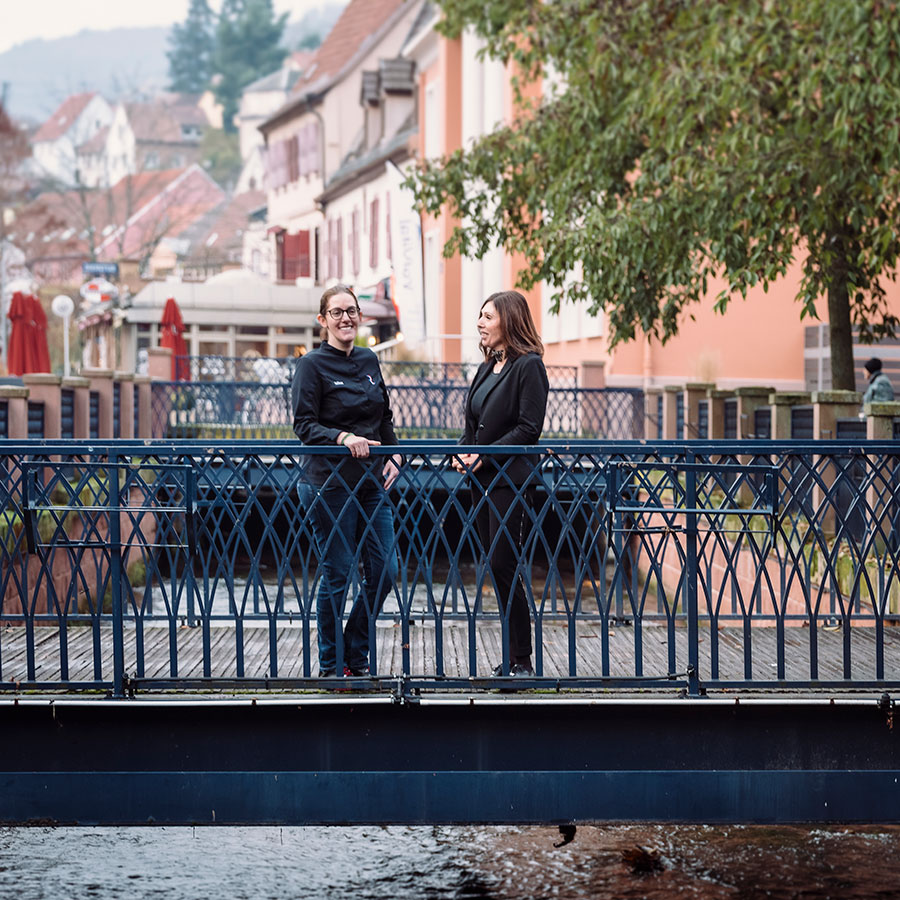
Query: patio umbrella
6 291 29 375
159 296 189 381
29 295 51 373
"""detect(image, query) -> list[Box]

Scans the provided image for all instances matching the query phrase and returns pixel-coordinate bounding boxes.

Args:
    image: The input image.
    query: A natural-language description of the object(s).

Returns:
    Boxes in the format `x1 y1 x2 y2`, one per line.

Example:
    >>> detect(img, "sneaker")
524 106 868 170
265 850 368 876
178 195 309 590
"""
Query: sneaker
509 662 534 677
343 665 370 677
319 668 337 678
491 664 505 677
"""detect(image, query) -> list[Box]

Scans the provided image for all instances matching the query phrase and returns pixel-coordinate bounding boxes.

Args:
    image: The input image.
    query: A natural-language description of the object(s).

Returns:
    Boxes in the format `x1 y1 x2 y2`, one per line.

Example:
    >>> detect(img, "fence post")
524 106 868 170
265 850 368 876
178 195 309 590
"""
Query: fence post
707 388 732 440
108 450 126 698
662 385 681 439
734 386 775 439
133 375 152 439
684 383 714 438
770 391 811 439
62 376 91 438
0 385 28 438
22 374 61 439
644 387 662 439
83 368 115 438
115 371 135 439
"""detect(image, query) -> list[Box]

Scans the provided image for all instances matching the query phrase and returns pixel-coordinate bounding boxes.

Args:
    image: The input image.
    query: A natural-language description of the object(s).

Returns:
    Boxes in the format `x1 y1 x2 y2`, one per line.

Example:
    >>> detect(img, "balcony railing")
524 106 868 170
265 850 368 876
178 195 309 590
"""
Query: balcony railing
2 440 900 697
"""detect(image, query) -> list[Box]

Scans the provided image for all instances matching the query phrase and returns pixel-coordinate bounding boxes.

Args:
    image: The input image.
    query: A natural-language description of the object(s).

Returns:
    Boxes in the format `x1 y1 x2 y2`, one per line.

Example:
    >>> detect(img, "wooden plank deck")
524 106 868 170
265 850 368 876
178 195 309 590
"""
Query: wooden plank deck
2 619 900 687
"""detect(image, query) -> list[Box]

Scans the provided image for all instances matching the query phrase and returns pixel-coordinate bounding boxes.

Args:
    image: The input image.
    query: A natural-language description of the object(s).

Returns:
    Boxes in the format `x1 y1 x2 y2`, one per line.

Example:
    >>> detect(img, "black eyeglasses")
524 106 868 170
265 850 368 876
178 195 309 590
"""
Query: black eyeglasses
326 306 360 320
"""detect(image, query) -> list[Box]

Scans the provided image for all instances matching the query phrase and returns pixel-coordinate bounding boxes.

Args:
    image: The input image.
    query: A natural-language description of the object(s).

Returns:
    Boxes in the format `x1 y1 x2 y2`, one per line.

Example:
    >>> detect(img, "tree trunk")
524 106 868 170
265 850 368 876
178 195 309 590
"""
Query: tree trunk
826 232 856 391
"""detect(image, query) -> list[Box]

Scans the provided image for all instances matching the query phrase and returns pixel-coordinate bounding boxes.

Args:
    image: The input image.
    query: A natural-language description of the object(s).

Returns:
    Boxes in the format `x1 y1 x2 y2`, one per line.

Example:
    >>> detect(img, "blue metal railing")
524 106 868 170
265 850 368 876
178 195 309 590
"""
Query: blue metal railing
2 439 900 697
179 355 580 388
149 382 645 440
26 402 44 439
61 389 75 440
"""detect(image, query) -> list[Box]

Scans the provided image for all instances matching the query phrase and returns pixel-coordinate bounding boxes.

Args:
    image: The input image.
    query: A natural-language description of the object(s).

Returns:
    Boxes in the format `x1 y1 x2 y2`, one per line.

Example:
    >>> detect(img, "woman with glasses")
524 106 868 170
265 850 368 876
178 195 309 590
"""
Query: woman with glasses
453 290 549 677
291 284 401 678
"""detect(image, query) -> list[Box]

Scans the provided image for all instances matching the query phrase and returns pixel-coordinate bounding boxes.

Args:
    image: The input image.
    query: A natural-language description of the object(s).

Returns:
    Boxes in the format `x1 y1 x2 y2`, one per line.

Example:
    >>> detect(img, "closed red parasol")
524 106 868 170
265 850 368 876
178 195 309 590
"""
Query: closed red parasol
159 296 189 381
29 295 51 373
6 291 49 375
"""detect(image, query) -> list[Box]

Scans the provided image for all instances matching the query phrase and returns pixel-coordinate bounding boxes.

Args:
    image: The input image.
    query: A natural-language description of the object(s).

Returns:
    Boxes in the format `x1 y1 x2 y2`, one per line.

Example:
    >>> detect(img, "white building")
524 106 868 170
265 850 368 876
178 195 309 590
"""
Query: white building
32 93 114 187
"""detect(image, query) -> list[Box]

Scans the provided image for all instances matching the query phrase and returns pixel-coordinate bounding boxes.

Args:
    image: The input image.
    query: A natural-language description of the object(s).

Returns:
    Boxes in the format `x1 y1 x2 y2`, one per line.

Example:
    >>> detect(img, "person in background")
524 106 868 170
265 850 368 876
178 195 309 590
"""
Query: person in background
862 357 894 405
291 284 401 678
453 290 549 677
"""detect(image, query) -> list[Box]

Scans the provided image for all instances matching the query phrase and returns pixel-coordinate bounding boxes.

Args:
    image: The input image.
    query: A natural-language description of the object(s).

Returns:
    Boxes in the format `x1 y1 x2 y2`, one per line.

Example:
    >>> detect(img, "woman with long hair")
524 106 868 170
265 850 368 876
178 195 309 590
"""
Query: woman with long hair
453 290 549 676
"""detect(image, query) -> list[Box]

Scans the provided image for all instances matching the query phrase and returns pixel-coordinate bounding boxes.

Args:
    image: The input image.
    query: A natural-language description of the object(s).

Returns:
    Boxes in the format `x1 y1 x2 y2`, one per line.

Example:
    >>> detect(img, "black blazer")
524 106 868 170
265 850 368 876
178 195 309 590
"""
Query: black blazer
461 352 549 485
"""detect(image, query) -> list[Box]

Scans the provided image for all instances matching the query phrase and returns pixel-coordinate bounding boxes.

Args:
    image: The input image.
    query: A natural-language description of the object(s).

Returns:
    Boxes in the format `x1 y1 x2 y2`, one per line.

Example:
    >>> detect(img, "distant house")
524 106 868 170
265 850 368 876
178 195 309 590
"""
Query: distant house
234 54 310 195
106 100 208 187
31 92 114 186
149 188 267 281
258 0 424 287
75 126 111 188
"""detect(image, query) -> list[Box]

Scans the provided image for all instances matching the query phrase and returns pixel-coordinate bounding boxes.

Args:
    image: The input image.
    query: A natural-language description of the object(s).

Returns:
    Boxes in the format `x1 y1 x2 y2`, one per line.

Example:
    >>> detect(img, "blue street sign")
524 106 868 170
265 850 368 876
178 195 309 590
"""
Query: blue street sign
82 261 119 277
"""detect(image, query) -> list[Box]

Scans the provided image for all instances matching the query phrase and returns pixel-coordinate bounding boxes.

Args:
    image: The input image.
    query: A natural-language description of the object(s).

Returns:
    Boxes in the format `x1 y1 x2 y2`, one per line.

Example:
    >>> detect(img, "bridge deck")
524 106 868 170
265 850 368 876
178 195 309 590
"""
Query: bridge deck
3 619 899 687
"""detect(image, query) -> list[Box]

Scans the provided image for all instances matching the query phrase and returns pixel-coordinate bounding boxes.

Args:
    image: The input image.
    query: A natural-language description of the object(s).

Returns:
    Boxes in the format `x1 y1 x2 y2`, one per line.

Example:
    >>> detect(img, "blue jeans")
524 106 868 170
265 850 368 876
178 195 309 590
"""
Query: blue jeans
305 481 398 673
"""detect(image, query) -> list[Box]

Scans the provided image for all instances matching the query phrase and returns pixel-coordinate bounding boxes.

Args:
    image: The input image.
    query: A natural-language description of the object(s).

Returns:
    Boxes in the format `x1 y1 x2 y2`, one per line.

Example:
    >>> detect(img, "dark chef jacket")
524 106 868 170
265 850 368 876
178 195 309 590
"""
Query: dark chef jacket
291 342 398 486
461 351 549 485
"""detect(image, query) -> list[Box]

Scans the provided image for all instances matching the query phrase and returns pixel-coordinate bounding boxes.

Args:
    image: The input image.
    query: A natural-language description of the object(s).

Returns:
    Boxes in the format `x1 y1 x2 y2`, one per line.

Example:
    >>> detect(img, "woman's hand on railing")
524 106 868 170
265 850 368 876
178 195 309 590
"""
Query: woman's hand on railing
383 454 402 490
452 453 482 475
338 432 380 459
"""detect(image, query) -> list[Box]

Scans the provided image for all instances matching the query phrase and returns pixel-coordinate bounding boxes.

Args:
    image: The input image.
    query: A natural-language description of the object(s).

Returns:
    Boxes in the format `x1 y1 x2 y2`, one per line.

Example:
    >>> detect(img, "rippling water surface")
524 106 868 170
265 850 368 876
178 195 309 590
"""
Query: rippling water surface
3 824 900 899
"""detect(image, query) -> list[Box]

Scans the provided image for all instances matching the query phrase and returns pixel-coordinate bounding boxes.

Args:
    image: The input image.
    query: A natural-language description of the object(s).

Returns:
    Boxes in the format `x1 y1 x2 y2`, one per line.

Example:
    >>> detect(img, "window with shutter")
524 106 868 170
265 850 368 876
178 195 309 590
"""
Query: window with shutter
351 209 360 277
298 230 310 278
369 197 379 268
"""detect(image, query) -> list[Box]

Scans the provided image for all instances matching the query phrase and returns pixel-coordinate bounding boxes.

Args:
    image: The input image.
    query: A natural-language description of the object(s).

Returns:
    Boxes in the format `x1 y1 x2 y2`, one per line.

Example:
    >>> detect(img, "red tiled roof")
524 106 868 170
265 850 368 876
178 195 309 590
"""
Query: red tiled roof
187 189 267 261
293 0 412 95
33 92 97 143
124 102 206 143
9 166 226 278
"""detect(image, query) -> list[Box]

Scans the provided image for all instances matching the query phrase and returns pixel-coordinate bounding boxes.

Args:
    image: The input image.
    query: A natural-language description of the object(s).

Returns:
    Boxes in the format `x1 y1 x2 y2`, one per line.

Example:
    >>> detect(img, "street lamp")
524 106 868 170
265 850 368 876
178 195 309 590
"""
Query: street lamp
51 294 75 377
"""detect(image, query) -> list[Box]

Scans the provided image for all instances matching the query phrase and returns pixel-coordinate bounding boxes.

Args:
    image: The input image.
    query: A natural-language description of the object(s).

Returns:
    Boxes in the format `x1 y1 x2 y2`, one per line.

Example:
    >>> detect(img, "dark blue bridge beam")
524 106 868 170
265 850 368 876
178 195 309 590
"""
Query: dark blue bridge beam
2 695 899 825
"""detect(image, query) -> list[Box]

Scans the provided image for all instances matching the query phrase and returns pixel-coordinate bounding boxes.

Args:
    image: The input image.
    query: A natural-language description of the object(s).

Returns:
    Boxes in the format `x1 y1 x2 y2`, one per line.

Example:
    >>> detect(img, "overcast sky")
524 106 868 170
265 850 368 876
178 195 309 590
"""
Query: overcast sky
0 0 330 56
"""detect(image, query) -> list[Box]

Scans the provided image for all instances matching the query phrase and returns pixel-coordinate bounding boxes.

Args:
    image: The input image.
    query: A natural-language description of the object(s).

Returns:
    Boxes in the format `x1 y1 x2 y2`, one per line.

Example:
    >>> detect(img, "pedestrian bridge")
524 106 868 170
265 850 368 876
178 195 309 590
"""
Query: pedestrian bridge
2 439 899 825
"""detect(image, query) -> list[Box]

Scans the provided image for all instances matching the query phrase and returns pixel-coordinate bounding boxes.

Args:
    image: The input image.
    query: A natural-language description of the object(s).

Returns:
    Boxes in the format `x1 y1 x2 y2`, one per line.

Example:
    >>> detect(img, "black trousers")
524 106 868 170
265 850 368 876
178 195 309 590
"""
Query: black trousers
471 483 534 663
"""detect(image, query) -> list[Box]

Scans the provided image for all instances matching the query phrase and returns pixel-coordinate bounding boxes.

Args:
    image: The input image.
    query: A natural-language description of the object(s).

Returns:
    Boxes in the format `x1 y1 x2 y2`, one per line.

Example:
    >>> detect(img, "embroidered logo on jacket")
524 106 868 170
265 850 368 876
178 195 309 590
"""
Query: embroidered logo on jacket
333 380 344 385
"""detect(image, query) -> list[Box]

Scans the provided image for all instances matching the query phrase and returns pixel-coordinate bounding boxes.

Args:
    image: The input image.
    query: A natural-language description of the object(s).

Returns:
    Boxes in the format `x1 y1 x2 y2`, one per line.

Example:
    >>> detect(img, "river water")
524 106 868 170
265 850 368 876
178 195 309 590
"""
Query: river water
3 824 900 899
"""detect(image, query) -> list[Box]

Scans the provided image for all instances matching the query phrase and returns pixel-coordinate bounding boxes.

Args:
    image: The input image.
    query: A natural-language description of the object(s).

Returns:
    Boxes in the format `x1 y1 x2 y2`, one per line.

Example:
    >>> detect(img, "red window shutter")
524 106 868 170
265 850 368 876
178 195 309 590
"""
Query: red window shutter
298 230 310 278
369 197 379 268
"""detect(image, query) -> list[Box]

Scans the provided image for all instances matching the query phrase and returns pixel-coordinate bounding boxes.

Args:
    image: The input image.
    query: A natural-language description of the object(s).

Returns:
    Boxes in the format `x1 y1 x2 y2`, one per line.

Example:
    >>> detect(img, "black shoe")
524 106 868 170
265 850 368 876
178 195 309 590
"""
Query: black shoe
491 664 505 677
509 662 534 677
319 668 337 678
343 665 370 677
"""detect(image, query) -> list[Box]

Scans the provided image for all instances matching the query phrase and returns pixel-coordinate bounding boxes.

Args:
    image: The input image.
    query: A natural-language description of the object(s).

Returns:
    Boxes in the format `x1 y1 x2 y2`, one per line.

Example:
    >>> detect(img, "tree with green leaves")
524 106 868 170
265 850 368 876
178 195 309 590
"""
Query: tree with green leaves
167 0 216 94
412 0 900 389
213 0 289 132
